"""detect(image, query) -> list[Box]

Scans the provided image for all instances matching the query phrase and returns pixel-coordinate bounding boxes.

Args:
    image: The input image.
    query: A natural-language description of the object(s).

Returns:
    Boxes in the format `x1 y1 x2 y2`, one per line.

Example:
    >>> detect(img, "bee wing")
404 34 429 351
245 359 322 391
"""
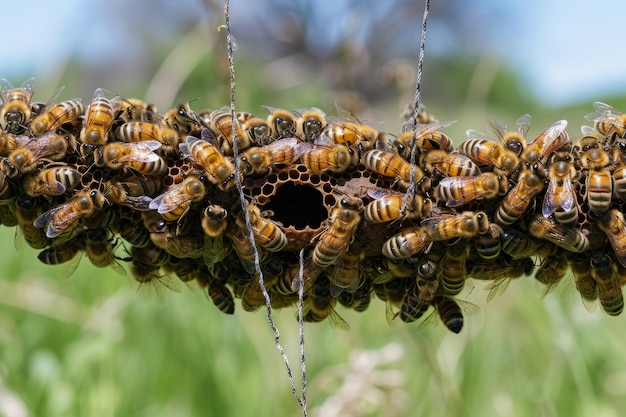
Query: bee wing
328 304 351 330
37 85 66 114
491 118 508 138
465 129 492 141
200 128 221 150
34 202 82 238
124 195 154 211
20 77 37 96
0 78 14 102
516 114 532 136
149 185 193 214
542 175 572 218
313 130 338 146
485 277 511 302
266 137 306 163
416 120 457 137
581 297 598 313
586 102 622 122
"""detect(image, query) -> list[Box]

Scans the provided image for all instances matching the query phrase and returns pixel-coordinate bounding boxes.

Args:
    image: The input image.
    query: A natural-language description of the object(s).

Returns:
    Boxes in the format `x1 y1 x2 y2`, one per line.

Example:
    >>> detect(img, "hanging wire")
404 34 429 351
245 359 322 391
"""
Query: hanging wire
223 1 307 414
401 0 430 215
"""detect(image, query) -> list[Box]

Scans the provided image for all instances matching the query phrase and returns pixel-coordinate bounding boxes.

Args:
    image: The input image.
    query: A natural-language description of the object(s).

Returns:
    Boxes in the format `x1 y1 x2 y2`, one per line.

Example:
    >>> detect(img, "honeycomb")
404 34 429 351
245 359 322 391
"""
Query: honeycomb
2 76 626 333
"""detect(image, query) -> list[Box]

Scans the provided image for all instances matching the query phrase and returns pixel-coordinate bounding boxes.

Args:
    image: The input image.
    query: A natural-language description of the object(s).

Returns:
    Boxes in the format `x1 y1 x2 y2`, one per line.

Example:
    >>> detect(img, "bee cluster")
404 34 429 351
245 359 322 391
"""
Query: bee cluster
2 77 626 334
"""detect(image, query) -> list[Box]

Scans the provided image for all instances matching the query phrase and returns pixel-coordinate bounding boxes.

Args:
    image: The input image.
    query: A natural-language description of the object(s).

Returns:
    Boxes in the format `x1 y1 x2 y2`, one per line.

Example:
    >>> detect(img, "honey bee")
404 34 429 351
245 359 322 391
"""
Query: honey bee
30 95 84 136
1 131 72 177
382 227 430 260
148 176 206 222
328 239 364 295
105 175 162 210
303 275 350 329
117 121 180 155
0 131 30 156
527 214 590 253
101 140 168 176
363 149 429 191
300 142 357 174
500 228 545 260
179 129 239 191
421 211 490 241
436 172 505 207
521 119 569 167
238 203 287 252
118 219 152 248
374 277 409 325
208 108 250 154
494 171 544 226
111 96 159 124
83 228 126 275
79 88 115 145
34 189 107 238
319 118 380 153
364 189 431 224
241 261 283 312
440 242 467 295
202 204 229 268
239 138 306 177
206 280 235 314
263 106 297 139
164 101 200 136
14 195 47 250
0 77 36 134
395 120 456 158
612 141 626 201
460 132 520 176
474 223 503 261
534 252 568 295
470 258 534 300
295 107 326 142
37 239 83 275
280 256 324 295
399 279 437 323
580 146 613 216
567 252 597 312
542 157 576 218
240 116 272 146
337 279 372 312
129 244 180 299
150 224 205 260
433 296 468 333
312 196 363 267
585 101 626 143
421 150 481 178
597 209 626 268
590 253 624 316
226 223 260 275
23 165 82 197
490 114 532 157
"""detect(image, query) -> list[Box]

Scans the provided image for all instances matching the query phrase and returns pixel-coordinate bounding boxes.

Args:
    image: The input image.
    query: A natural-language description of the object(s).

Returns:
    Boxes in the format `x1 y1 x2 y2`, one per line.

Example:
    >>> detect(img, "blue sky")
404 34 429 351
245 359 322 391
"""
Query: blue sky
2 0 626 107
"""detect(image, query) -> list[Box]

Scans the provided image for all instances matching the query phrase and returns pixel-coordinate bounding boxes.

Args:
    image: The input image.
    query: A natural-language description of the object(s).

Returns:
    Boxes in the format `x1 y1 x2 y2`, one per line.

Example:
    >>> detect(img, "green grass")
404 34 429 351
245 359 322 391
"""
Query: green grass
1 223 626 416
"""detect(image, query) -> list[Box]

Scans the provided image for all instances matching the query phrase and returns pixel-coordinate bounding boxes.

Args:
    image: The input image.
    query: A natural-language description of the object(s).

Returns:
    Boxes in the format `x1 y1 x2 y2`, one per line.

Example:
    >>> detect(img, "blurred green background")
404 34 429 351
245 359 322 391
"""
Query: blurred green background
2 1 626 416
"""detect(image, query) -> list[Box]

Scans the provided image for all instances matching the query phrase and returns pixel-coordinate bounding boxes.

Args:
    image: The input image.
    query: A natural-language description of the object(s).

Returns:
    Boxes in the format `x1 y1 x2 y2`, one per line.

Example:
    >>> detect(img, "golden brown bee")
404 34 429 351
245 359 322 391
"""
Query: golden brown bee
30 96 84 136
129 244 180 299
23 165 82 197
238 203 287 252
14 195 47 250
422 150 481 178
395 120 456 158
0 131 30 156
535 252 568 295
337 280 372 312
34 189 107 238
239 138 306 177
300 142 357 174
612 141 626 201
80 88 115 145
363 149 429 191
500 228 546 260
440 242 467 295
567 252 597 312
0 77 36 134
580 146 613 216
263 106 297 139
421 211 489 241
542 157 576 218
590 253 624 316
201 204 229 268
521 119 569 167
179 129 239 191
303 275 350 329
364 188 431 224
328 239 364 295
279 257 325 295
436 172 505 208
1 131 71 177
313 196 363 267
208 108 250 154
470 258 534 300
474 223 503 261
206 280 235 314
118 219 152 248
320 119 380 153
83 228 126 275
382 227 430 260
164 101 200 136
585 101 626 142
494 171 544 226
240 116 272 146
111 96 159 123
460 133 520 176
150 224 205 259
433 296 467 333
148 176 206 222
490 114 532 157
527 214 590 253
104 175 162 210
37 239 83 275
399 279 437 323
226 223 260 275
117 121 180 155
101 140 168 176
373 277 409 325
295 107 326 142
597 209 626 268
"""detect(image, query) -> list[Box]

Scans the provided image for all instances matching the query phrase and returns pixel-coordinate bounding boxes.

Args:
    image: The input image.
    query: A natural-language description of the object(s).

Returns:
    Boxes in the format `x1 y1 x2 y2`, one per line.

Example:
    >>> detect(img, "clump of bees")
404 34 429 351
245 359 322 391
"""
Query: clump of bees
2 77 626 334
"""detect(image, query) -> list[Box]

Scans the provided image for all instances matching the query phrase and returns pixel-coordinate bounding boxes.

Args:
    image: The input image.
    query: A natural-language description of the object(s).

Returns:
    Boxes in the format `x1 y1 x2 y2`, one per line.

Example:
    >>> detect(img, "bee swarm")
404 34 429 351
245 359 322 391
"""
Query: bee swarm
2 77 626 334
